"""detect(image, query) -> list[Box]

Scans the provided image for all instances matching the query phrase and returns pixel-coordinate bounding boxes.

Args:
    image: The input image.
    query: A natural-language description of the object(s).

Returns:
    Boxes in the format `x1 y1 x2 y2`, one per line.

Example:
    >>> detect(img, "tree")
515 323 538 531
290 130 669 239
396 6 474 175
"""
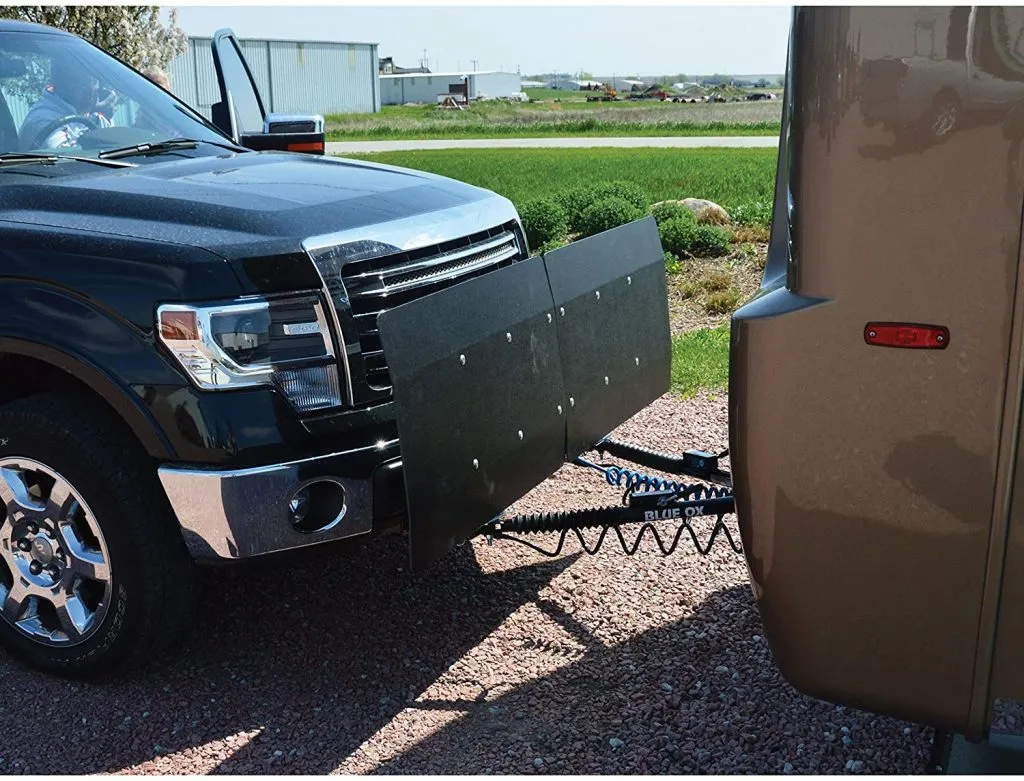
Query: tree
0 6 188 72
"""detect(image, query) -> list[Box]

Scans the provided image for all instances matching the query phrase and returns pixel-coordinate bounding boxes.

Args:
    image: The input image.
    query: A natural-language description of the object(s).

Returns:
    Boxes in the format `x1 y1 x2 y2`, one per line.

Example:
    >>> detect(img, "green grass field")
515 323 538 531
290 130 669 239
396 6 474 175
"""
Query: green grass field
671 324 731 397
342 147 777 211
325 100 781 141
339 148 764 397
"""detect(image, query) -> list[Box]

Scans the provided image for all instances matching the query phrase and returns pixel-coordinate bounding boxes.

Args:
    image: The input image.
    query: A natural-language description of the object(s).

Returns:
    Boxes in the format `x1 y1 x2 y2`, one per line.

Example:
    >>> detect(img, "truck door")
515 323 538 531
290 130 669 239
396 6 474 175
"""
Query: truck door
209 28 325 154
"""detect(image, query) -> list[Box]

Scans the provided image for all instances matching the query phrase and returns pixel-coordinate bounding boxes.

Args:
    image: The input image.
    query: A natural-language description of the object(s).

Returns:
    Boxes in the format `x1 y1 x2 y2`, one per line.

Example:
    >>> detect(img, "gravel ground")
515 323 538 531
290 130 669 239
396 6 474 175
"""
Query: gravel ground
0 392 936 774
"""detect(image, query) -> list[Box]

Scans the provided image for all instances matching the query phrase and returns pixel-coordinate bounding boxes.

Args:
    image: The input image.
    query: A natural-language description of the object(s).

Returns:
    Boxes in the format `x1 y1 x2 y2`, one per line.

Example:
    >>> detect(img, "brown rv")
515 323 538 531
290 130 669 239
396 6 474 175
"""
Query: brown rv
730 5 1024 743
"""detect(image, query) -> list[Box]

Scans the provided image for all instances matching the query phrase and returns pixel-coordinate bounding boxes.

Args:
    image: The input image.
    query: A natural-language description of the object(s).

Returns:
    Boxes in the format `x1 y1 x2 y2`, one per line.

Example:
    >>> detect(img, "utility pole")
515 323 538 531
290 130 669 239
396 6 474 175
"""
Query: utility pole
471 59 479 72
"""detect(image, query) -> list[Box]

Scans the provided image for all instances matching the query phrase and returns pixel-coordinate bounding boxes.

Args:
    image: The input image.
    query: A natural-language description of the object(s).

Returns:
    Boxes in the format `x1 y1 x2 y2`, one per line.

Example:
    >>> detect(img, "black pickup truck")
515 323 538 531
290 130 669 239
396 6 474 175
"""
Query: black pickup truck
0 20 671 677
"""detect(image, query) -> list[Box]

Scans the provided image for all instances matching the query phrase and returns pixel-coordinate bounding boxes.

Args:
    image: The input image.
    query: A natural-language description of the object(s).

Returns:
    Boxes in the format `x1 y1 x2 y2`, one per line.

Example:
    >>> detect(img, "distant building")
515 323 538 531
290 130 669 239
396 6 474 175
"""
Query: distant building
380 71 523 105
547 78 603 91
379 56 430 75
169 35 380 117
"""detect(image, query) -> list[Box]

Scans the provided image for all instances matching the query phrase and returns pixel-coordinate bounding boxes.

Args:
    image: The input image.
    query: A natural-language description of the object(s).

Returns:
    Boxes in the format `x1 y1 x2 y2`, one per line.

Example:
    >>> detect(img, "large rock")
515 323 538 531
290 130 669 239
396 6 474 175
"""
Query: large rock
682 198 731 225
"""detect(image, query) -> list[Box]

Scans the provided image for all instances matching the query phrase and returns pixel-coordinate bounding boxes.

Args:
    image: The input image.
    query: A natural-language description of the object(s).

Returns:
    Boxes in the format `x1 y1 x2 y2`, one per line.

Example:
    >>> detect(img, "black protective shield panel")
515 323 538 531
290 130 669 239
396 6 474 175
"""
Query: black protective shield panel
543 217 671 460
378 257 567 571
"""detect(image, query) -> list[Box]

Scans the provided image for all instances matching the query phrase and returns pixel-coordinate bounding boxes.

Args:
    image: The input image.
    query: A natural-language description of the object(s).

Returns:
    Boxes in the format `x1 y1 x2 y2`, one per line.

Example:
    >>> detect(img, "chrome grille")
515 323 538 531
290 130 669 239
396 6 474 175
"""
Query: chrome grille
341 222 524 390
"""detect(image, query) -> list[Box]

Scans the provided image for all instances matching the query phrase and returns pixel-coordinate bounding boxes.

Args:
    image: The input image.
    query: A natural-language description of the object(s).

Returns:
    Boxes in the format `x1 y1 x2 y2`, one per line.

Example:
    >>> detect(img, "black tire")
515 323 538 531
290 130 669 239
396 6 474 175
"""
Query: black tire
0 392 195 678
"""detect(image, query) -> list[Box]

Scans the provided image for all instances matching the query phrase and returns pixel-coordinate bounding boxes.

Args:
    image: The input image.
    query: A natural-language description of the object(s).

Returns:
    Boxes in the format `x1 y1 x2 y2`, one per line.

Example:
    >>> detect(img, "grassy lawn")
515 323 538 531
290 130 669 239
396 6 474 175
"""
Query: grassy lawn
671 324 731 397
325 100 781 141
341 147 777 210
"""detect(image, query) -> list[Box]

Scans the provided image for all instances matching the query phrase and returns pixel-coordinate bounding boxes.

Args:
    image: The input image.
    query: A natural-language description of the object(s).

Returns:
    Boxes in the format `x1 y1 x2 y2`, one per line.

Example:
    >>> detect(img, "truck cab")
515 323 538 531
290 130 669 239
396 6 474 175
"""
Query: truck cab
0 18 674 682
0 20 532 676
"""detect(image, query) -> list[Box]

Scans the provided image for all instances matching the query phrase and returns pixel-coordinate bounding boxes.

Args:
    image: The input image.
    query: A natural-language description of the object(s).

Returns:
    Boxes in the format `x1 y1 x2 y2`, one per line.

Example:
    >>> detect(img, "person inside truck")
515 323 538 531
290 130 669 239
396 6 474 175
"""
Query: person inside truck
19 56 113 149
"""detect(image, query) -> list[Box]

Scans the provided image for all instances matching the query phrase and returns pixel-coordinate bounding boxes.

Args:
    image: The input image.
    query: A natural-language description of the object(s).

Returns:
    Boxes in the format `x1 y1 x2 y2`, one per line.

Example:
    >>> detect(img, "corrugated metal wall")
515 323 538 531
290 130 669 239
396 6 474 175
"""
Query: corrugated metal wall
169 36 379 119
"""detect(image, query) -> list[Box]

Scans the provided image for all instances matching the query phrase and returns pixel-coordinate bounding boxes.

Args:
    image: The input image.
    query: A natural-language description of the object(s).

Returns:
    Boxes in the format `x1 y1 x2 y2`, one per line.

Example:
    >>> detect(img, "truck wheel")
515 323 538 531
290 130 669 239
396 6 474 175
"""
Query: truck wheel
0 393 194 678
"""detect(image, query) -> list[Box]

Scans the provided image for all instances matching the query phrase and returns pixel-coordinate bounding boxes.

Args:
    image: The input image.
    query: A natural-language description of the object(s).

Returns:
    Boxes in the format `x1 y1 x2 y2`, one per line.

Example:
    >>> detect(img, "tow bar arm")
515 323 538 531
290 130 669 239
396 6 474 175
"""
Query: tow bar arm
479 439 740 558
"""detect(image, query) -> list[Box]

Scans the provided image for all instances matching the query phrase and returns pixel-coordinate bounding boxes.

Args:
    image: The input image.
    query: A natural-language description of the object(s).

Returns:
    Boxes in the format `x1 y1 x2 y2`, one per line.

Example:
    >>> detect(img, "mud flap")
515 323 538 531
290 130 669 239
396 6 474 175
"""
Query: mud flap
378 217 671 570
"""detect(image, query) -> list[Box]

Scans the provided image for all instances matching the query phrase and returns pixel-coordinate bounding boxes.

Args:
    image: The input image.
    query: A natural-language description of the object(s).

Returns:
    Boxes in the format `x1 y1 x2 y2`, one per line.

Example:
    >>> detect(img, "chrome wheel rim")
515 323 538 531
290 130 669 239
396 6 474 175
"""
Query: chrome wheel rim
0 458 112 646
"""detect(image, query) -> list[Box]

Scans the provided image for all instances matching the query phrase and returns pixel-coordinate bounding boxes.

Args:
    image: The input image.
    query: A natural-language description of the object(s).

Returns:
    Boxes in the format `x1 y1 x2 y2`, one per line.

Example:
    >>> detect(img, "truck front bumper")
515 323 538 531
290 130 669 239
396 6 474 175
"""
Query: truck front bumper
157 439 405 561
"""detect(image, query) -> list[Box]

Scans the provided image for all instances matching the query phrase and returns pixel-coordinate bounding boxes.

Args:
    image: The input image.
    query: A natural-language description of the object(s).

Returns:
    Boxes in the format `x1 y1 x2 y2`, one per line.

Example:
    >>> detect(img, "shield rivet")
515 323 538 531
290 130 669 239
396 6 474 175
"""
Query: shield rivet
604 376 609 386
547 313 553 323
506 332 512 343
472 459 480 470
635 356 640 366
595 291 601 301
459 354 466 365
557 404 563 415
518 430 524 441
569 397 575 407
627 276 632 285
559 307 565 317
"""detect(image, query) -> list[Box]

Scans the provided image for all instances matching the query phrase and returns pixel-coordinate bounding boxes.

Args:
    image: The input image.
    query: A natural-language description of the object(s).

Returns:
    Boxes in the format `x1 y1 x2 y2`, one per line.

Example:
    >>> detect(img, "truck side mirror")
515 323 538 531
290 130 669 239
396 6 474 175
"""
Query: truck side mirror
238 113 326 155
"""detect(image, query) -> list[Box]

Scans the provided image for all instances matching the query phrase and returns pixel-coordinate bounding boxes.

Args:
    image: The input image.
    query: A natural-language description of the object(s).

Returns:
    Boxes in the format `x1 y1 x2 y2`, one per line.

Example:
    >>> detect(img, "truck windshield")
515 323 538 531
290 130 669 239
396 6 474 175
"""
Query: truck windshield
0 30 234 158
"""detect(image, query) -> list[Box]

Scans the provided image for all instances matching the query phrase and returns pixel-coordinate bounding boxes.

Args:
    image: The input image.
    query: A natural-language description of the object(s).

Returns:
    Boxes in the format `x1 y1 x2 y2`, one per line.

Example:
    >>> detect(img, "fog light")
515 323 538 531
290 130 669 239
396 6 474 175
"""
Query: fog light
287 479 347 533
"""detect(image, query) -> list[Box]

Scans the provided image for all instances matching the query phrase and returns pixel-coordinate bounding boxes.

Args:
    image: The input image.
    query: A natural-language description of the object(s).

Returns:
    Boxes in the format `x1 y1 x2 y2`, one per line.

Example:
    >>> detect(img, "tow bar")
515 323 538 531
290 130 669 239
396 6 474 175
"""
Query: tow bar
478 437 741 558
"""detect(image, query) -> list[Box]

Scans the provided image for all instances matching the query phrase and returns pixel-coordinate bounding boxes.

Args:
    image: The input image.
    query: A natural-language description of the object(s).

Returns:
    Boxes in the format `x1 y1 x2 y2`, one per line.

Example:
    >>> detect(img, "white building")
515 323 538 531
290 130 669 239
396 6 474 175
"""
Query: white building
547 78 603 91
379 71 522 105
169 36 380 119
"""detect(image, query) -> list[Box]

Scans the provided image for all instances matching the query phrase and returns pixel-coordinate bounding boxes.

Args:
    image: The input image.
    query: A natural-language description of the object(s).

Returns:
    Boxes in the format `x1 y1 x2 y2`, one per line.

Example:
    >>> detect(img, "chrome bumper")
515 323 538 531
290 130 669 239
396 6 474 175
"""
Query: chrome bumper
157 441 401 561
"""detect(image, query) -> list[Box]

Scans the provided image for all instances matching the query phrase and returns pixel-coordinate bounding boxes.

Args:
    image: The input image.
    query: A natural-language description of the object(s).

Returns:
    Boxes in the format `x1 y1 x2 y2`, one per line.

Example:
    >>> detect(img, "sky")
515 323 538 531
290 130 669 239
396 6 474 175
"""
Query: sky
171 5 793 77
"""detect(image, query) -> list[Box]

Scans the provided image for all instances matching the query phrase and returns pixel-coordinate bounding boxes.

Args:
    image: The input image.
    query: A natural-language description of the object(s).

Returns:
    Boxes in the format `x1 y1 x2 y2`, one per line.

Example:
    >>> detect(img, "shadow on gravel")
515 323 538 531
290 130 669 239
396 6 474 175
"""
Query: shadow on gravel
0 535 579 775
0 536 935 775
370 583 935 775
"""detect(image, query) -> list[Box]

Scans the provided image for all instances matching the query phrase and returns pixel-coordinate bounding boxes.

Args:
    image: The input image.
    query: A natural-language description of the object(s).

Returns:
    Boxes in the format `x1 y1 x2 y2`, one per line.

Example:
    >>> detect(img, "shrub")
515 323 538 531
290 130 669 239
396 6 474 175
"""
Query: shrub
731 199 773 226
591 180 649 211
577 197 645 239
556 185 601 233
556 181 649 233
518 198 568 250
651 201 694 226
688 224 733 257
704 288 743 315
702 269 733 292
659 216 732 258
664 251 682 275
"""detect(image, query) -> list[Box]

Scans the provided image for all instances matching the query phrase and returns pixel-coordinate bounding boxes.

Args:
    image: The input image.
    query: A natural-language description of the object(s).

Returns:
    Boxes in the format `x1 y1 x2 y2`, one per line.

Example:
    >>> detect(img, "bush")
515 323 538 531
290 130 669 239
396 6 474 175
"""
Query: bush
659 216 732 258
556 181 649 233
518 198 568 250
731 199 773 226
702 269 733 292
651 201 694 226
591 180 649 211
687 224 733 257
703 288 743 315
664 251 682 275
556 185 601 233
577 197 645 239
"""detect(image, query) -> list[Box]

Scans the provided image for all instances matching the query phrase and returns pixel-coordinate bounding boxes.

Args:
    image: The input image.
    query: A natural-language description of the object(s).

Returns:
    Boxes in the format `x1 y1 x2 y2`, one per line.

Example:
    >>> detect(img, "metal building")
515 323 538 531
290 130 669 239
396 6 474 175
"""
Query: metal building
380 71 522 105
169 35 380 120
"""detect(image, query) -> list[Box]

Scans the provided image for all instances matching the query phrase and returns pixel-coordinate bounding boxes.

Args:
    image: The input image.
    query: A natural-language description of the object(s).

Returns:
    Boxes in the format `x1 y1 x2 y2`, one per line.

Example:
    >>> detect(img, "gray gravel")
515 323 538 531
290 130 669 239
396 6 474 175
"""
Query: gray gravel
0 392 934 774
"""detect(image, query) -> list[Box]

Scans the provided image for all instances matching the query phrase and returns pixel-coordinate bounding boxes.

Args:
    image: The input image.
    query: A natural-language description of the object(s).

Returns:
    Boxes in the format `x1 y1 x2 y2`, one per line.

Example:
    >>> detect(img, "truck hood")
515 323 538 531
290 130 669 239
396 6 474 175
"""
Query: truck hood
0 150 514 262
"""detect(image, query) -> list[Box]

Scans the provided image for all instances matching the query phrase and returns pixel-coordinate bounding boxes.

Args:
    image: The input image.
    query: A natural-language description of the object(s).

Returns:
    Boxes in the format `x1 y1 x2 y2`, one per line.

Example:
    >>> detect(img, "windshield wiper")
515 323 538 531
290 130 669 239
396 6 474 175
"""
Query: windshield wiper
98 137 243 160
0 152 136 169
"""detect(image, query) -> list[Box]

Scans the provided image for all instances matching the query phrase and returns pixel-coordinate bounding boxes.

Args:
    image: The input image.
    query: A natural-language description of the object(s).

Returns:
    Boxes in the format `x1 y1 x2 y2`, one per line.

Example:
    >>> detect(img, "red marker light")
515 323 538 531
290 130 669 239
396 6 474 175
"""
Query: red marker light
864 322 949 349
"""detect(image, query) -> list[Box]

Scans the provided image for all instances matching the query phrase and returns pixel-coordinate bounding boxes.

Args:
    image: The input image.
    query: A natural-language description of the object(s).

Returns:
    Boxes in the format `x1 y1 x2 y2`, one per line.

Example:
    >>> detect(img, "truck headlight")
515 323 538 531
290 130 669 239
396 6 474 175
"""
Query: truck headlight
156 294 343 412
